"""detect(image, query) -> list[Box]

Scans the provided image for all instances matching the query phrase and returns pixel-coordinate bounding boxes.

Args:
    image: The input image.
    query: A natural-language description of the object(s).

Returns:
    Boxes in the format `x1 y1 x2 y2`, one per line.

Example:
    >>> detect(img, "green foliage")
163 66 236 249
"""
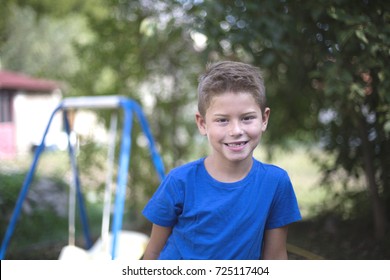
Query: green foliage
189 0 390 236
0 172 67 256
0 170 107 258
1 1 205 227
0 5 92 81
66 0 206 221
0 172 25 222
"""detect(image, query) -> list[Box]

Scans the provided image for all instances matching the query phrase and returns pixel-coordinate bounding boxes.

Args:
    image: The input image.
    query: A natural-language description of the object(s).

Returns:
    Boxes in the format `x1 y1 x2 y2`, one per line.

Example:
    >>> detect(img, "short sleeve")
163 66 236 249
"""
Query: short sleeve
265 171 302 229
142 174 184 227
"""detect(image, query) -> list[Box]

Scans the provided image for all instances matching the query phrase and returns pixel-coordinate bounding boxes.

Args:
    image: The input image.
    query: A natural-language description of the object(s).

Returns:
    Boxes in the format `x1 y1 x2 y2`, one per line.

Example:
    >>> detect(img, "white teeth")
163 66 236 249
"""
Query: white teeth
226 142 247 147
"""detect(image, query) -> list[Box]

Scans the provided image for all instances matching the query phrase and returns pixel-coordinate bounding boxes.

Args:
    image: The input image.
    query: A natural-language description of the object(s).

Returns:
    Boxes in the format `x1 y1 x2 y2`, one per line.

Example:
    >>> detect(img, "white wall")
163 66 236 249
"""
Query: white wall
13 89 63 154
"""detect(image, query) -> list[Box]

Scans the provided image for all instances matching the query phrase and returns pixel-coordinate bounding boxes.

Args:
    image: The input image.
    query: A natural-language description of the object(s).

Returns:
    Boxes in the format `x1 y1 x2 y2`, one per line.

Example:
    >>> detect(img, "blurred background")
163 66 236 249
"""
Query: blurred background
0 0 389 259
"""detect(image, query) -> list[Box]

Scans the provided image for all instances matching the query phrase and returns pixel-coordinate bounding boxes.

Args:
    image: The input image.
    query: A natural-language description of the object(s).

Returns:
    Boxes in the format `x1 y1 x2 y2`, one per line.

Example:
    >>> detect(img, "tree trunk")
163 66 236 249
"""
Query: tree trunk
358 116 387 240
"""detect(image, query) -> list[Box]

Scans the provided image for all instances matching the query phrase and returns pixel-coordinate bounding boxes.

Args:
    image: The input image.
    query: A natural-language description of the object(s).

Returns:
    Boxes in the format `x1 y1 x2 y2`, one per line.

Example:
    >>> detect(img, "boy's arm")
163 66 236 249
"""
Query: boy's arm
262 226 289 259
142 224 172 260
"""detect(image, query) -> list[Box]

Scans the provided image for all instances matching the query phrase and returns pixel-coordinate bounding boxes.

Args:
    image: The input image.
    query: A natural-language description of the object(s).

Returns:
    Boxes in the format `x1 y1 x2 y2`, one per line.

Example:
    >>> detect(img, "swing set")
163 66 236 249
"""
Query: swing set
0 95 165 260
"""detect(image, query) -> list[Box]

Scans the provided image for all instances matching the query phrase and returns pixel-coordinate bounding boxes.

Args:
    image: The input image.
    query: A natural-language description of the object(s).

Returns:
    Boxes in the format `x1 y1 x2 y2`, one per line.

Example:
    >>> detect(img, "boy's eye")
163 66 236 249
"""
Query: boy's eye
216 118 228 123
242 115 256 121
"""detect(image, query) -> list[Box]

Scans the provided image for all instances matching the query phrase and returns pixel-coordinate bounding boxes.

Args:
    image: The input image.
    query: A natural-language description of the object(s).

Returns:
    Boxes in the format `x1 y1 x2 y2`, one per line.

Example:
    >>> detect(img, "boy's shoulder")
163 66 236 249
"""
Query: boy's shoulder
168 158 205 177
254 159 289 177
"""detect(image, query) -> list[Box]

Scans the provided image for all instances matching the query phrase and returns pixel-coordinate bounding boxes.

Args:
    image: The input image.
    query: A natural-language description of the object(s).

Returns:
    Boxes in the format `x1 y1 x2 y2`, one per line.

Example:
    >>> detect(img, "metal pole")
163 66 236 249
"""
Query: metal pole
110 101 133 259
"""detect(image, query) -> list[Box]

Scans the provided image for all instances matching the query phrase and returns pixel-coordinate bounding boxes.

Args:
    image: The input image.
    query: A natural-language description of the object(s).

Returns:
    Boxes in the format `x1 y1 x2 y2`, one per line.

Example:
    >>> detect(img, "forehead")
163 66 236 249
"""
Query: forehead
207 92 261 112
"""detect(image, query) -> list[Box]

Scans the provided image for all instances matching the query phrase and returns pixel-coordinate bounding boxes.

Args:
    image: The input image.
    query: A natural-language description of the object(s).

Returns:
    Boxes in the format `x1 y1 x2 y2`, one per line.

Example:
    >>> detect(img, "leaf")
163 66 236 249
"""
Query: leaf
355 29 368 44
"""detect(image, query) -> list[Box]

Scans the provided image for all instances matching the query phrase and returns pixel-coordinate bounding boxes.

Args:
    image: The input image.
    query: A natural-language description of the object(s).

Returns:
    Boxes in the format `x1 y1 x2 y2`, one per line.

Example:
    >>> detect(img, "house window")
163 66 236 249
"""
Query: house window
0 91 13 123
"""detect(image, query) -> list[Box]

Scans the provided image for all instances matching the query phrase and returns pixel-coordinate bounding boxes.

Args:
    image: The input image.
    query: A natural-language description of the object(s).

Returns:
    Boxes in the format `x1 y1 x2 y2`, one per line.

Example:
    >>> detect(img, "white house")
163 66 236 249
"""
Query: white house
0 70 63 158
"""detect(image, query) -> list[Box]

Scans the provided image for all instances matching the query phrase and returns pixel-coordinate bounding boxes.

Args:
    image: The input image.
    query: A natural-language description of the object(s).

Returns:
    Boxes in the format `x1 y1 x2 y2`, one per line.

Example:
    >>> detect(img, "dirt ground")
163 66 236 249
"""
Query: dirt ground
287 218 390 260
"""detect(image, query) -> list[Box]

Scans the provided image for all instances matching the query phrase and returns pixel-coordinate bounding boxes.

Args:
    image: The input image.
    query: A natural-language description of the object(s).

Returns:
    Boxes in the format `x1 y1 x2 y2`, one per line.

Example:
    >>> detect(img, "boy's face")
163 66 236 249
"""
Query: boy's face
196 92 270 166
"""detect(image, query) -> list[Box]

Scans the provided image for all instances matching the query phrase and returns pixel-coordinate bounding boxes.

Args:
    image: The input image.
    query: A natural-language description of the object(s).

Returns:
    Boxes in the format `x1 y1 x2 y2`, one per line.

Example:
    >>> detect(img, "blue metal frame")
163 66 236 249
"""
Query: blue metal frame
0 96 165 260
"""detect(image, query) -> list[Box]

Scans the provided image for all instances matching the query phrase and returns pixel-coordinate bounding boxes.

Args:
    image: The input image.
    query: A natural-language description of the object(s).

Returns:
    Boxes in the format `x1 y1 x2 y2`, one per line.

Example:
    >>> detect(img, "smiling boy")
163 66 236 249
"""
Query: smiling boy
142 61 301 260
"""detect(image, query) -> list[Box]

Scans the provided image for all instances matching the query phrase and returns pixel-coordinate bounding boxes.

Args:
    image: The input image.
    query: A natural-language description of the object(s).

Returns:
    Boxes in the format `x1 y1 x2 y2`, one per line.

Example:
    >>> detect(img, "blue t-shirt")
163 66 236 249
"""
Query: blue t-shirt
142 157 301 260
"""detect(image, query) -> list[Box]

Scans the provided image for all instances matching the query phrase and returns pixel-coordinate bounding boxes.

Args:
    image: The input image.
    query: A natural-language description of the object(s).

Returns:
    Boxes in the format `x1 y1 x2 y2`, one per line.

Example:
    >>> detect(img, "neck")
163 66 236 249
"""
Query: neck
204 156 253 183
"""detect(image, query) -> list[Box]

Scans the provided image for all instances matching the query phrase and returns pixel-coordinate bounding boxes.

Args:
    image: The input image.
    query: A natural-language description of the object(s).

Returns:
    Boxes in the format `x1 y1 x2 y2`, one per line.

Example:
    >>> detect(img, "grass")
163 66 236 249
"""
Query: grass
254 145 329 219
0 149 103 259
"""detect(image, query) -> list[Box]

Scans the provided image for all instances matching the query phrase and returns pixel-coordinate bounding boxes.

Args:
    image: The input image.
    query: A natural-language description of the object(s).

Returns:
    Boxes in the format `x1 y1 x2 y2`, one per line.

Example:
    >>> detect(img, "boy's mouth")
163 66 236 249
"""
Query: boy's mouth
225 141 248 147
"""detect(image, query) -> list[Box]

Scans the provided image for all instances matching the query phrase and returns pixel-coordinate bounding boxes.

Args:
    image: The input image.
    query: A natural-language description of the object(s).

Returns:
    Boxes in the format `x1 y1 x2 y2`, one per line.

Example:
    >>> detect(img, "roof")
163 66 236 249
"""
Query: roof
0 70 59 92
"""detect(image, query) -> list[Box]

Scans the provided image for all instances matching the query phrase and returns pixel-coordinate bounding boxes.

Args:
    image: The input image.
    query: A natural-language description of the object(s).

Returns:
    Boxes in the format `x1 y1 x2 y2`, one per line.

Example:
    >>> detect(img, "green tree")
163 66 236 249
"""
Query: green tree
0 1 206 223
188 0 390 239
71 1 204 219
0 0 97 60
0 5 90 79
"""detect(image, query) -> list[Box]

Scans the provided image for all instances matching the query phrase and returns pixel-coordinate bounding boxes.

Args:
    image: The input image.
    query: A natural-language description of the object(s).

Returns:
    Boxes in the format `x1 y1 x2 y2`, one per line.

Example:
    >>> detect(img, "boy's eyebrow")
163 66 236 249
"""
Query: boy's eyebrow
212 113 228 116
212 111 259 117
242 111 258 115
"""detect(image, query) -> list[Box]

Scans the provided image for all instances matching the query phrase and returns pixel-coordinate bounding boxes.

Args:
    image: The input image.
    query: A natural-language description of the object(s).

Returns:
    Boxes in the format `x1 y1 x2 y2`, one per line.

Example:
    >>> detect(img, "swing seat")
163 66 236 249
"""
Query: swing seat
58 244 91 260
58 230 149 260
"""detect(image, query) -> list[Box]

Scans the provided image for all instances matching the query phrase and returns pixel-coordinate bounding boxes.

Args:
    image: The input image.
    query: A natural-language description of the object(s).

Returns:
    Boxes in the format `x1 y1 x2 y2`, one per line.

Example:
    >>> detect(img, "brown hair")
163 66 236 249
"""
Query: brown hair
197 61 266 116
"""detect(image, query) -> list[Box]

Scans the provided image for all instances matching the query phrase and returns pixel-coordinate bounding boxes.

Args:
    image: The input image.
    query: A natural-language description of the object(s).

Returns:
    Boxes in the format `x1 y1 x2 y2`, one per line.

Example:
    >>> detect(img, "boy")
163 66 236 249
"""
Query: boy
142 61 301 260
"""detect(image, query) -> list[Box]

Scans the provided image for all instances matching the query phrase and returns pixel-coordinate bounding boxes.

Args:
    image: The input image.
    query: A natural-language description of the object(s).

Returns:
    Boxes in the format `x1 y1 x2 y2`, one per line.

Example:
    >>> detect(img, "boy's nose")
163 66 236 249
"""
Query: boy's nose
229 121 243 136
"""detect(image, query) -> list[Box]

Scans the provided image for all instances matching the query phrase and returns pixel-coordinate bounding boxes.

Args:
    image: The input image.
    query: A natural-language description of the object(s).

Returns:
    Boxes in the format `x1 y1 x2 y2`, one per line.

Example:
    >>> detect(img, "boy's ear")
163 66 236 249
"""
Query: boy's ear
261 107 271 132
195 112 207 136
